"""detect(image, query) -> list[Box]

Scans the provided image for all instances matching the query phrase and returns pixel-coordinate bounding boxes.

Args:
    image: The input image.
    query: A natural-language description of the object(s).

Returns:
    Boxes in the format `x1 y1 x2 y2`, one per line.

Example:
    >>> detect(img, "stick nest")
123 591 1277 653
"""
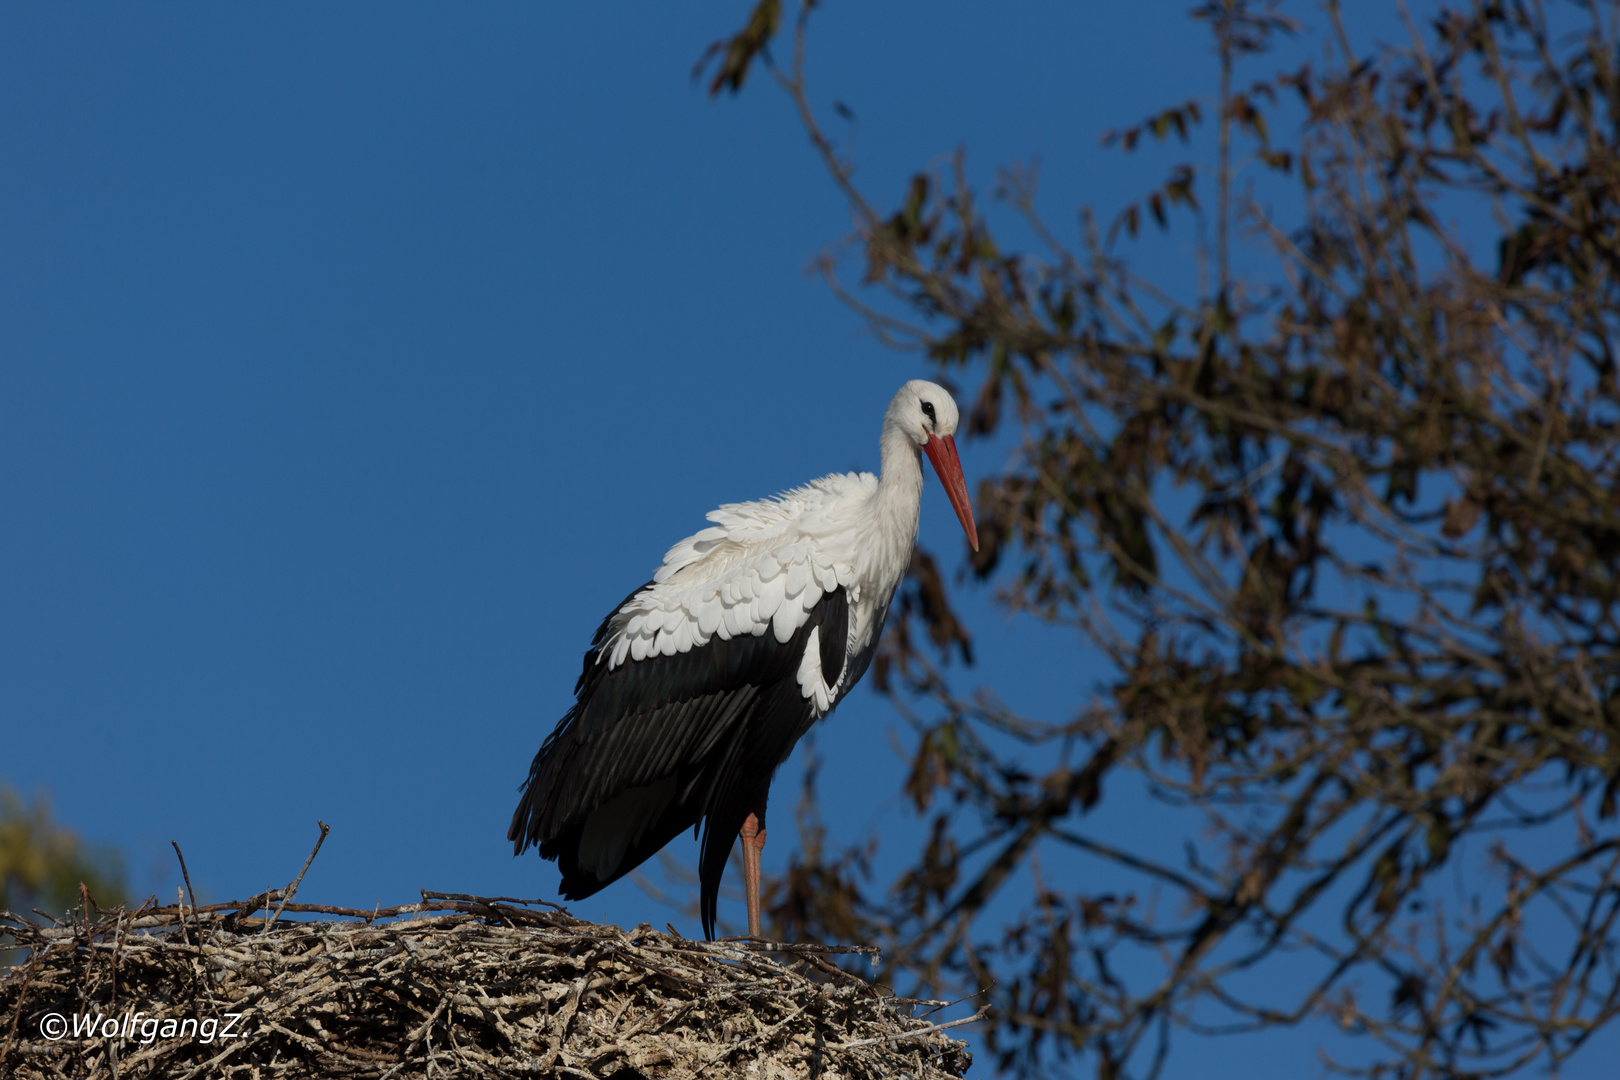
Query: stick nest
2 891 975 1079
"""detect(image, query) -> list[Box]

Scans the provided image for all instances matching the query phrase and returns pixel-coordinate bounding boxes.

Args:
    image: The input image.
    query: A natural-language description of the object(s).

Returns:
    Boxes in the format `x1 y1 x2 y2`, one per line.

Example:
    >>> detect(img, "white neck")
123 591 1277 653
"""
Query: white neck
858 417 924 590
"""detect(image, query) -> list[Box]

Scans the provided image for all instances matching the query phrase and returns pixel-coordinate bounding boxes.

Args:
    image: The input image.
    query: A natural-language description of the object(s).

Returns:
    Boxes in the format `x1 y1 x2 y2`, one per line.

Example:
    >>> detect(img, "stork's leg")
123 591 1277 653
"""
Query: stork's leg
740 813 767 939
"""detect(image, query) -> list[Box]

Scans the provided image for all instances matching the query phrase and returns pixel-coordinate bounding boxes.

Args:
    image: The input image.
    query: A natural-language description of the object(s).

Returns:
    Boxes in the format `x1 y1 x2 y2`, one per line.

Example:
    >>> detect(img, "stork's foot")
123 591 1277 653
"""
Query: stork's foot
740 813 767 939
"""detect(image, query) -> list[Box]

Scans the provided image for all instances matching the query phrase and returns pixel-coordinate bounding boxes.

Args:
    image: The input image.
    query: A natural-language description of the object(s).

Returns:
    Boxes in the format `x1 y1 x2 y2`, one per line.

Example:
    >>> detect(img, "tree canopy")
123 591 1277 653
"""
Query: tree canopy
1 784 126 935
703 2 1620 1077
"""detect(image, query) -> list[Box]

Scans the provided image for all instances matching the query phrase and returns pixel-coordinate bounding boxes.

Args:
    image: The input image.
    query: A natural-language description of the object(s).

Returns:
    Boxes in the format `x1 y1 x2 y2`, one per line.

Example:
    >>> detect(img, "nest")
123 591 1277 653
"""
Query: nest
1 888 977 1079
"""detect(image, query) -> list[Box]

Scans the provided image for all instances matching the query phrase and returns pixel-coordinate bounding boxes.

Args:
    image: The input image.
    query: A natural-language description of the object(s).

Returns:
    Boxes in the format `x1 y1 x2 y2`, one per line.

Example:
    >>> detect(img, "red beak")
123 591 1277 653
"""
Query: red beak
923 434 979 552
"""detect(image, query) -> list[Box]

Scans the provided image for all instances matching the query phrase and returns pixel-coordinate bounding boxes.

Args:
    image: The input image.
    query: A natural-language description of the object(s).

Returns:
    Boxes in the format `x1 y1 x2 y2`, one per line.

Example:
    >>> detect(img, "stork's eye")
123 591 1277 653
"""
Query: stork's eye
920 400 937 427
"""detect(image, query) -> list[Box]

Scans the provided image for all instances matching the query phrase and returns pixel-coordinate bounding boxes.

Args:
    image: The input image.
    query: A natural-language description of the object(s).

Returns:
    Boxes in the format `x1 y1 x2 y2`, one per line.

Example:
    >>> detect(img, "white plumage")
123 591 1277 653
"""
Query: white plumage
605 473 881 714
510 379 979 939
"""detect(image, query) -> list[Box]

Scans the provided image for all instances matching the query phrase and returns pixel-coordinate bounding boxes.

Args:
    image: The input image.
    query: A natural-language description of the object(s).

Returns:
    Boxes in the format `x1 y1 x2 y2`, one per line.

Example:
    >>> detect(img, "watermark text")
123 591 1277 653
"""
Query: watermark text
38 1011 244 1045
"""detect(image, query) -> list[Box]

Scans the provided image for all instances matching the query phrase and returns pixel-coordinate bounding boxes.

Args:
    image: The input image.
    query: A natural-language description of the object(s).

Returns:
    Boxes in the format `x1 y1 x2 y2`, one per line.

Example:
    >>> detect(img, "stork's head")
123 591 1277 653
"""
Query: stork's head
889 379 979 552
890 379 963 446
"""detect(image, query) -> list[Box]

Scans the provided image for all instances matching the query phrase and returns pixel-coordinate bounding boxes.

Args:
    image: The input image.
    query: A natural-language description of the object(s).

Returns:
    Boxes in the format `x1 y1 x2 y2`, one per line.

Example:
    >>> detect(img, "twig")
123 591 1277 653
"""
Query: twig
833 1004 992 1050
720 937 881 958
420 891 567 912
0 947 44 1061
172 841 198 909
263 820 330 934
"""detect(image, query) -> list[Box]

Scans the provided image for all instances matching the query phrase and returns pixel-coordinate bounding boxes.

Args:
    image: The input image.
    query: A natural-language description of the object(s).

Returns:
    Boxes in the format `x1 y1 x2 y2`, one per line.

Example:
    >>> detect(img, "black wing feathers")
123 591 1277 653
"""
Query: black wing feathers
509 581 850 939
695 596 848 935
819 586 849 688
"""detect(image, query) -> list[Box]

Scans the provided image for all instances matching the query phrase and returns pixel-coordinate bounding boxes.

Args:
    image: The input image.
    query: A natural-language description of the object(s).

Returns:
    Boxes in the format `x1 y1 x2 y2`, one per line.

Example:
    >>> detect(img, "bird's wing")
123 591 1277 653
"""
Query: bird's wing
599 474 869 672
509 478 866 909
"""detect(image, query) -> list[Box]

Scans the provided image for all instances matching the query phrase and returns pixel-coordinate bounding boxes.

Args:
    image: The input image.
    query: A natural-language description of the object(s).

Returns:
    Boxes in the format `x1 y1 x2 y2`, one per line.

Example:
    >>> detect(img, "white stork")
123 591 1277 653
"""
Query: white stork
509 380 978 939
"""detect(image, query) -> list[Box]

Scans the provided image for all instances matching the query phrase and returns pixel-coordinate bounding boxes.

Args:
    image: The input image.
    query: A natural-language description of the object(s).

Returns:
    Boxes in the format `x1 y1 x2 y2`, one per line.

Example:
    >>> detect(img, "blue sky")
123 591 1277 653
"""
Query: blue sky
1 0 1205 913
5 4 1609 1078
